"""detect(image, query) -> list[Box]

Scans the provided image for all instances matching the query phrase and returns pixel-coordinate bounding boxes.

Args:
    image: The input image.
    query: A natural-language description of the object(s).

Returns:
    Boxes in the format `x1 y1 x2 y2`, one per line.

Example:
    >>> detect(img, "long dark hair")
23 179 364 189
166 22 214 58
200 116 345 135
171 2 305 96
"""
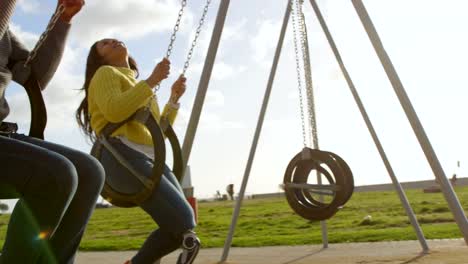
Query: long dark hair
76 41 139 142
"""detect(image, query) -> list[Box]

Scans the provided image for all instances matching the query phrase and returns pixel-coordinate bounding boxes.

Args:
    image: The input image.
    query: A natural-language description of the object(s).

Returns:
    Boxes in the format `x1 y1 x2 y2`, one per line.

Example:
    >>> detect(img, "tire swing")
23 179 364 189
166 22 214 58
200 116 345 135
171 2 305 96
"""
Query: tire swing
282 0 354 221
90 0 212 208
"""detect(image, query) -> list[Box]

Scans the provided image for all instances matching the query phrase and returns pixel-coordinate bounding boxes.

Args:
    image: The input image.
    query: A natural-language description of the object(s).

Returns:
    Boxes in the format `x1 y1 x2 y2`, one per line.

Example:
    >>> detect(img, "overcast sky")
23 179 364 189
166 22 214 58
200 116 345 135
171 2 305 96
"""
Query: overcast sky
4 0 468 200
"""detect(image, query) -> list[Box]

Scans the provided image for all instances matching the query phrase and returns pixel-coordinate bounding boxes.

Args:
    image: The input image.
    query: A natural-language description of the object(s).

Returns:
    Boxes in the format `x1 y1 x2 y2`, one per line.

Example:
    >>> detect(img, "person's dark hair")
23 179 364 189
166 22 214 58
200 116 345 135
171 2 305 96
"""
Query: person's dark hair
76 41 139 141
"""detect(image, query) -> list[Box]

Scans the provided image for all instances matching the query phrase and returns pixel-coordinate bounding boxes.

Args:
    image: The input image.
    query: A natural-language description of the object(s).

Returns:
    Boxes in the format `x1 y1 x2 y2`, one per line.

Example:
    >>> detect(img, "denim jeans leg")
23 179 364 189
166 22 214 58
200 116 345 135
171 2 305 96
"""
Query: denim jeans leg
16 135 106 264
99 139 195 264
0 135 78 264
132 172 196 264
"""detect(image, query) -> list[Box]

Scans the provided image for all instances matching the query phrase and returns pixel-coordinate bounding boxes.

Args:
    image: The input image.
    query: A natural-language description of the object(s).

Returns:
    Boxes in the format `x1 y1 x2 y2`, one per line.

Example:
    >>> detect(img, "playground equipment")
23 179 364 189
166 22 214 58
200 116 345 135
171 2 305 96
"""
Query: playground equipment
279 0 355 222
179 0 466 262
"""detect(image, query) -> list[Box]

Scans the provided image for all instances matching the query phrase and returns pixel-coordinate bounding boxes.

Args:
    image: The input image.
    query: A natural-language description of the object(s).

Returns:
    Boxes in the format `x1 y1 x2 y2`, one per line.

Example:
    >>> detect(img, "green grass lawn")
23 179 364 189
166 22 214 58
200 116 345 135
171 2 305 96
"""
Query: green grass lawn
0 186 467 251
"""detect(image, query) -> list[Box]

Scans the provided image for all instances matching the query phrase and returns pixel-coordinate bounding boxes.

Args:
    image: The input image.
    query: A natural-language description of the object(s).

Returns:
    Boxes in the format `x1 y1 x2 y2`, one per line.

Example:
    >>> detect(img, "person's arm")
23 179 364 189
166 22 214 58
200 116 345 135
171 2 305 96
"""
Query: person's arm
8 21 70 89
91 66 154 123
9 0 84 89
161 75 186 125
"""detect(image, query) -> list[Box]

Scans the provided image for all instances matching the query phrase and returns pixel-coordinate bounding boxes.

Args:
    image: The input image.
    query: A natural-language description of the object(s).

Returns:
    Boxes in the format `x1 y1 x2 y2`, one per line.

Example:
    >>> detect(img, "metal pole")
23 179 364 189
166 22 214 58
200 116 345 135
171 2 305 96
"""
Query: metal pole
352 0 468 245
308 0 429 252
181 0 231 176
220 2 292 262
318 183 328 248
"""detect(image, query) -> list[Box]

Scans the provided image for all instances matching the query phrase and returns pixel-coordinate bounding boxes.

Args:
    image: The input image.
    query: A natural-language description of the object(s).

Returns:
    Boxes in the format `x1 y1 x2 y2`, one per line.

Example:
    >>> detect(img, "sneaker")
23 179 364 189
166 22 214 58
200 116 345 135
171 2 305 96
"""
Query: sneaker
176 232 201 264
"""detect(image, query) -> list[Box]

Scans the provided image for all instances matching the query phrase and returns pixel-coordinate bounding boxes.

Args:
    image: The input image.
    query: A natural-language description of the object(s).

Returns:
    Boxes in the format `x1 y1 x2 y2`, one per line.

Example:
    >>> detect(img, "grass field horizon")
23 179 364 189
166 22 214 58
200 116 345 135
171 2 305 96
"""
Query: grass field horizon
0 186 467 251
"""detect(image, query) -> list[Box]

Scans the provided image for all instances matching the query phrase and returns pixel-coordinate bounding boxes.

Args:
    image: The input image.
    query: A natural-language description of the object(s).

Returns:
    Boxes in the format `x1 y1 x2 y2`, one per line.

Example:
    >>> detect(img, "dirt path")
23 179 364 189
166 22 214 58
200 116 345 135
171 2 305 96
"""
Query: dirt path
76 239 468 264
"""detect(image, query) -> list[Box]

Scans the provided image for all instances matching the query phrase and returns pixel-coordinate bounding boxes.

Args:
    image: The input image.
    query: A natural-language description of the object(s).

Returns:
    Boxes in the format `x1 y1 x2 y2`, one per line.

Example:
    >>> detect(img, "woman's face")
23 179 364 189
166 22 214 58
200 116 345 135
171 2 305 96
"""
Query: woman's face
96 38 128 65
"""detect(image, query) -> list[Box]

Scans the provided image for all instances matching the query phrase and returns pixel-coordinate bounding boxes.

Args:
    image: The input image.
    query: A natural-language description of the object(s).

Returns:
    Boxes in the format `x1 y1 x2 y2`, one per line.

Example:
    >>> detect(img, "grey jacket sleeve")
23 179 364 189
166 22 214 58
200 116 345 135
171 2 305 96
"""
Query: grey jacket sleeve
8 19 70 89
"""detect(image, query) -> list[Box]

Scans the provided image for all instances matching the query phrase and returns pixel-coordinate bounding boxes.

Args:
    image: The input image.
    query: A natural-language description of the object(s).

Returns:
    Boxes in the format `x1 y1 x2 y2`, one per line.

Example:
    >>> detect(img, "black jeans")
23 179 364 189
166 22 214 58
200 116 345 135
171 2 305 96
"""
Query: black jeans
0 133 105 264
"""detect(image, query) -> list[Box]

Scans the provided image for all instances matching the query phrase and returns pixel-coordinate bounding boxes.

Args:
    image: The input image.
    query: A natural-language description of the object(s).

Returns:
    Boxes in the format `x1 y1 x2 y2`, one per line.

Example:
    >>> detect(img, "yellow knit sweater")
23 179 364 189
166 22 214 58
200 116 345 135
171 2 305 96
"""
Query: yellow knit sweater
88 66 178 146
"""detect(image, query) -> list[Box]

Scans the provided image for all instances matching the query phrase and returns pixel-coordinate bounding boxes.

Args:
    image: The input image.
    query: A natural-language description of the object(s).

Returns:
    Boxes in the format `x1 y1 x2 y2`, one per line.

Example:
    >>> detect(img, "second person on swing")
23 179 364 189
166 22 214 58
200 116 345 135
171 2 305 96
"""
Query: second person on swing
75 38 200 264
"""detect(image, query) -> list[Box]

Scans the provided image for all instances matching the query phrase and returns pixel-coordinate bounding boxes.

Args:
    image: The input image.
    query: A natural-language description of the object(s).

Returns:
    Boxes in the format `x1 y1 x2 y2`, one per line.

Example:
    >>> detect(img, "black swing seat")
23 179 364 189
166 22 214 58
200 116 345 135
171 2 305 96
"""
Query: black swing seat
91 108 184 208
283 147 354 221
0 69 47 139
22 74 47 140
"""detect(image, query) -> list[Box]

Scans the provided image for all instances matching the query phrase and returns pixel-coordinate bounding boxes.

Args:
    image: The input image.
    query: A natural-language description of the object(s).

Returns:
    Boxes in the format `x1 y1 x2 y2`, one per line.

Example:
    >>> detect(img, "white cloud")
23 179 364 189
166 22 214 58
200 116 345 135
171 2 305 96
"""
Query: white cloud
173 105 244 136
222 17 248 42
212 61 234 80
9 23 39 49
185 60 245 81
215 62 246 81
197 111 245 133
287 90 299 100
17 0 41 14
41 45 85 133
206 89 224 107
70 0 192 47
250 19 282 66
4 90 30 132
181 17 248 77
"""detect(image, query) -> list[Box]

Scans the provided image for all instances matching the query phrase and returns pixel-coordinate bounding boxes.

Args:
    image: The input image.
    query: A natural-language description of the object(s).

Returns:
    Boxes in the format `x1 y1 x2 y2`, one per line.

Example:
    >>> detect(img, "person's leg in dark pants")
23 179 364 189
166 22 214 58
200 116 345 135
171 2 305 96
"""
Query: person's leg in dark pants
0 135 78 263
16 135 106 264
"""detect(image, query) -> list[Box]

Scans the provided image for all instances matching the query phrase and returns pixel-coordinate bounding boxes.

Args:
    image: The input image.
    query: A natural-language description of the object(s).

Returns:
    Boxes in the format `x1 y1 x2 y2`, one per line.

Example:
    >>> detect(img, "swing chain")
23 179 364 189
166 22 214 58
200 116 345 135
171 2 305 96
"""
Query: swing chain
155 0 211 92
24 4 66 67
166 0 188 59
155 0 187 92
290 0 307 148
297 1 319 148
182 0 212 75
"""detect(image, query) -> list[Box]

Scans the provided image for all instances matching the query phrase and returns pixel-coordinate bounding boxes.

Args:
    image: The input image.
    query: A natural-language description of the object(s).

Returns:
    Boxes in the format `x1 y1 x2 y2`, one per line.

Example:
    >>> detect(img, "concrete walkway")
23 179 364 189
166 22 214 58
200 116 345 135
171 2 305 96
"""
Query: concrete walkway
76 239 468 264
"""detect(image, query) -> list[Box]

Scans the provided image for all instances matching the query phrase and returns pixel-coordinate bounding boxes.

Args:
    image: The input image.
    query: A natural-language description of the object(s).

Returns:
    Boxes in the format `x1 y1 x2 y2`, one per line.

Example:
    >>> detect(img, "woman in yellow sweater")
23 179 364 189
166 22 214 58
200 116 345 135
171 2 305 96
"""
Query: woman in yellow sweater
76 39 199 264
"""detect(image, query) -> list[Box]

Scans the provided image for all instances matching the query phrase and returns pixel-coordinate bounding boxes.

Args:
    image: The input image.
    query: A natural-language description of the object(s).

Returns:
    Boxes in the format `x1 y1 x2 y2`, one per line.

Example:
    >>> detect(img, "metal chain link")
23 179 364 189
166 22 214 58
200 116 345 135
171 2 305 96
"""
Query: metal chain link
166 0 188 59
154 0 211 93
290 0 308 148
297 1 319 149
182 0 211 75
153 0 188 93
24 4 65 67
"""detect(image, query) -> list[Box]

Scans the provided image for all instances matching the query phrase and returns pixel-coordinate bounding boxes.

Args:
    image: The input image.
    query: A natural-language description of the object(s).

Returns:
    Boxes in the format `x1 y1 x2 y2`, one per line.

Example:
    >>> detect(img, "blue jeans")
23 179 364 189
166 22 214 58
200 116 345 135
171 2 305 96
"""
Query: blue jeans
100 138 196 264
0 133 105 264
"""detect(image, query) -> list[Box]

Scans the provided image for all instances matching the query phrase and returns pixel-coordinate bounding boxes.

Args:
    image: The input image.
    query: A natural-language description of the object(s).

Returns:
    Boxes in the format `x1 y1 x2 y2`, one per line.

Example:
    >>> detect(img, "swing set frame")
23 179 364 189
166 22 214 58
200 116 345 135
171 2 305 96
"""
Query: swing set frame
174 0 468 262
